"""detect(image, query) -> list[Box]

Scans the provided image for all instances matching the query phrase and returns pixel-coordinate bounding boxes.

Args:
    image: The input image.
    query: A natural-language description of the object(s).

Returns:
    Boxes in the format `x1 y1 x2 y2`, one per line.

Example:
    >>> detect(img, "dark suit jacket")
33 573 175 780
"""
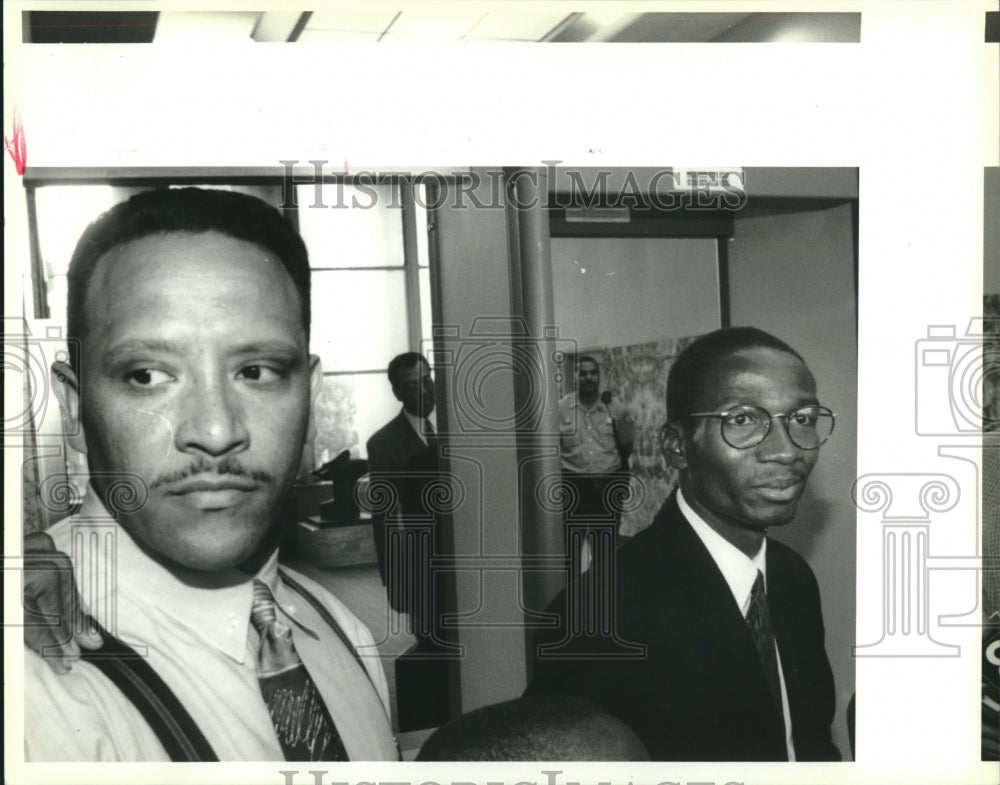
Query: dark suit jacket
526 492 840 762
366 410 436 611
367 410 428 474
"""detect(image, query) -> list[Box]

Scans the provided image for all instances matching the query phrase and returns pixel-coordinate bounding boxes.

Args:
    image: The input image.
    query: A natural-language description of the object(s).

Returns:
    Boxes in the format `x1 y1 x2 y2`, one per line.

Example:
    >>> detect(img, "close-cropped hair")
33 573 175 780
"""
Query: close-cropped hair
66 187 311 363
387 352 428 387
416 695 648 761
576 354 599 370
666 326 805 421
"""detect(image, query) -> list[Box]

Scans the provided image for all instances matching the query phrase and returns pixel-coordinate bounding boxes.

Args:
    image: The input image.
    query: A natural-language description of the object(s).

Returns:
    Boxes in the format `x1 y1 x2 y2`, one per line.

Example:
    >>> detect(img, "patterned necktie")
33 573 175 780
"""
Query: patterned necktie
250 580 348 761
746 570 786 733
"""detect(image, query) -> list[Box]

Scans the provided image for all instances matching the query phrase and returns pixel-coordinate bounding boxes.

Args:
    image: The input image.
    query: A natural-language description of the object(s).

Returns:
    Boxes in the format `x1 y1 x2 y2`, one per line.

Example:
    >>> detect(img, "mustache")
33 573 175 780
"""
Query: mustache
150 456 275 490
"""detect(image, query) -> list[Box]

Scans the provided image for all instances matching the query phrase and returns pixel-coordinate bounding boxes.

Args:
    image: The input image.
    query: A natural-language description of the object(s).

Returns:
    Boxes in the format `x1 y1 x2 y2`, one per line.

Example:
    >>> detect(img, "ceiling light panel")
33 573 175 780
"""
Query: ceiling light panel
306 10 400 34
297 29 381 43
155 12 259 43
463 11 573 41
383 9 485 39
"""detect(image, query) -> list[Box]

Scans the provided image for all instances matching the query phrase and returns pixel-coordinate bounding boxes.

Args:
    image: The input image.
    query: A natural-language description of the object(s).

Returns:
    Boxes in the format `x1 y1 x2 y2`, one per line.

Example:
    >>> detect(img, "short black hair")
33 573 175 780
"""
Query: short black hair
666 326 806 421
387 352 428 387
67 187 311 365
416 695 648 761
576 354 600 370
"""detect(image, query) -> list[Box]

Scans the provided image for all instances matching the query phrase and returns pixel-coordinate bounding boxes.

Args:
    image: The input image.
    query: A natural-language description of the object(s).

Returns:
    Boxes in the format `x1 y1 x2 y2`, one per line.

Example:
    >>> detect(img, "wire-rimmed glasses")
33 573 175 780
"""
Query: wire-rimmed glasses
683 405 836 450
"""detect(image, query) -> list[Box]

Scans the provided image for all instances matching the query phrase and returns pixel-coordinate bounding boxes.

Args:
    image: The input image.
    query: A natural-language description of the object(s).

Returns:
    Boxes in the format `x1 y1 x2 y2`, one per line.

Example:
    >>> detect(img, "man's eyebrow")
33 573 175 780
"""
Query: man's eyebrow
101 339 303 365
784 399 823 412
229 341 303 358
713 395 821 411
101 339 184 364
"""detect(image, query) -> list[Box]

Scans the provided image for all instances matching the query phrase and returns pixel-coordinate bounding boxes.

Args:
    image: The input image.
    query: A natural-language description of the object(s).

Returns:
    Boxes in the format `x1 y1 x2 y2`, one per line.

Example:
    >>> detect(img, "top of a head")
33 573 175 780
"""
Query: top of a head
66 187 311 363
387 351 428 387
416 695 648 762
666 326 806 422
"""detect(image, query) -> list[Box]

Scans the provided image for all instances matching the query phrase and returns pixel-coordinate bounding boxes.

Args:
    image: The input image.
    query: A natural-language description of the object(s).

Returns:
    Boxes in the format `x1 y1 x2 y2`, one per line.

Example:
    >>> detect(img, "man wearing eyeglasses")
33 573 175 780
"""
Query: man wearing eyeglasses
527 326 841 762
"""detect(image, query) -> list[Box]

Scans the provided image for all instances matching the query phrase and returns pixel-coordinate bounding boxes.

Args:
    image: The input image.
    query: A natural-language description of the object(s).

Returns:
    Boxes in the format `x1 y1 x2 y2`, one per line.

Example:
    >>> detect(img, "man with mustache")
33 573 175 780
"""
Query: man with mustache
528 327 841 761
22 188 398 761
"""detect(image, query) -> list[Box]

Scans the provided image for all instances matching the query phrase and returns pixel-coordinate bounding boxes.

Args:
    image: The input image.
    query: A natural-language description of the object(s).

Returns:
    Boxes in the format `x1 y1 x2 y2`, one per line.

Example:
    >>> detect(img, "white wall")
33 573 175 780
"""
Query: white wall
551 236 720 348
728 202 858 758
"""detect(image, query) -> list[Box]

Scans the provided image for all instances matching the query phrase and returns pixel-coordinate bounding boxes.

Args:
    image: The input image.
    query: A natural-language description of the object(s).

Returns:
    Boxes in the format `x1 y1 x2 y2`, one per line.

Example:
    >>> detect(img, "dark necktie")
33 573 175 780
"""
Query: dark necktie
250 580 348 761
424 419 441 454
747 570 786 734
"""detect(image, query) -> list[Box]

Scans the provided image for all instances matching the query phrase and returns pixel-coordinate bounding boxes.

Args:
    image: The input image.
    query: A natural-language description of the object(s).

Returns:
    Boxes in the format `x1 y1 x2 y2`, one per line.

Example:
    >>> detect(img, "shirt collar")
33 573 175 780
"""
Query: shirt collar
676 487 767 616
567 391 608 414
57 488 281 664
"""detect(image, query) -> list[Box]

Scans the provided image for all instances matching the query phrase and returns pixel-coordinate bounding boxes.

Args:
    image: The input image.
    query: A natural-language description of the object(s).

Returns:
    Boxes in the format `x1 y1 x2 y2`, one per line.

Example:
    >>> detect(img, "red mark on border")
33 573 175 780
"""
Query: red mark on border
5 108 27 175
343 159 349 176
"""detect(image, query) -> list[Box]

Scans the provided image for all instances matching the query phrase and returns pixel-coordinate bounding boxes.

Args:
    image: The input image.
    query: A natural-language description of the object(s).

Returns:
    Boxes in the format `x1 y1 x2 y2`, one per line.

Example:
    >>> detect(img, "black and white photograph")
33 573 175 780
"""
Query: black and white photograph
982 166 1000 762
3 4 996 785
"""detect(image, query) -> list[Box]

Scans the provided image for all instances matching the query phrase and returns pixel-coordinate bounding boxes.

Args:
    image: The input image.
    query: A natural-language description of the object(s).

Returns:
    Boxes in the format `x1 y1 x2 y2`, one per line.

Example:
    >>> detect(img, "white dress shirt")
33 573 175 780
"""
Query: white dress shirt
24 490 397 761
676 487 797 760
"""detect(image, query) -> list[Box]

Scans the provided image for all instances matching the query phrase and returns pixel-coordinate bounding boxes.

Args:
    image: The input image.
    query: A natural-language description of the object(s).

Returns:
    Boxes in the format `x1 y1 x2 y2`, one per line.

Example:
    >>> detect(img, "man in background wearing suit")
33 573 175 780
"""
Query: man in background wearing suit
528 326 841 762
366 352 439 646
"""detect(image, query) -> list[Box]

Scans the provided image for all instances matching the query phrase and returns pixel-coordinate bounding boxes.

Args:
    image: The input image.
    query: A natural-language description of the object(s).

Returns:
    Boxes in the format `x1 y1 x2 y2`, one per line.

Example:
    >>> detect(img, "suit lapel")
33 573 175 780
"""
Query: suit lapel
766 546 808 733
392 410 426 461
656 499 764 696
649 496 788 756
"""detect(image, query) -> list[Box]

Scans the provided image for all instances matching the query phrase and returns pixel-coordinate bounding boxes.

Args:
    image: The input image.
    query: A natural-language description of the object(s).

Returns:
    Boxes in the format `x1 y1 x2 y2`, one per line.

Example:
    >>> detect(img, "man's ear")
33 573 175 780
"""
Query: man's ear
305 354 323 445
659 422 688 470
51 360 88 455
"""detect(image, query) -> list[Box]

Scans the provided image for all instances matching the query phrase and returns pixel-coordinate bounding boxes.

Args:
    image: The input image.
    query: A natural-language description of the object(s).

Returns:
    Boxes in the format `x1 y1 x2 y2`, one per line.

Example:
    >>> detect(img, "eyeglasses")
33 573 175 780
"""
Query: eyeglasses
684 405 836 450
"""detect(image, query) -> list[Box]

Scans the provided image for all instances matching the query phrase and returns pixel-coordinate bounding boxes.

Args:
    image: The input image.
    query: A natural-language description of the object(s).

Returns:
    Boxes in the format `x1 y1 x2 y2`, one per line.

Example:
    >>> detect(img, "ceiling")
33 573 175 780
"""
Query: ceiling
24 10 861 45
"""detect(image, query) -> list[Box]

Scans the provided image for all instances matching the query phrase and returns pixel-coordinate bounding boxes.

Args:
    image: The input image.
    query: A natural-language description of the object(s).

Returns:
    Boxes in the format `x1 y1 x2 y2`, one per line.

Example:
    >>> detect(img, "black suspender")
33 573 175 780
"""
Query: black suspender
278 569 378 685
277 568 392 722
79 620 218 762
81 571 387 761
278 569 401 762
